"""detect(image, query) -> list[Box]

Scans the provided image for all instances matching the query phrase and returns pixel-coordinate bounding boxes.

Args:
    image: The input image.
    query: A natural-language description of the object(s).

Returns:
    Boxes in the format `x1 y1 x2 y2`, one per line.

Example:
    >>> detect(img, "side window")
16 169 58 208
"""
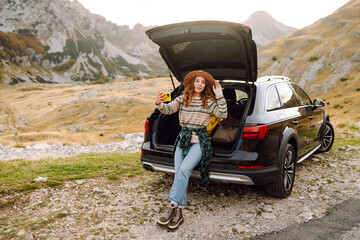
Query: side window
276 83 299 109
266 86 281 111
291 84 312 106
235 89 248 101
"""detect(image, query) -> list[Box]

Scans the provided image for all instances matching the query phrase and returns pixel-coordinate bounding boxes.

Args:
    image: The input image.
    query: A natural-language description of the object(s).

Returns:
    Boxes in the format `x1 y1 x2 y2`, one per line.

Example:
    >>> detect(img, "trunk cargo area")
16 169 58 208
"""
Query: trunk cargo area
152 86 251 154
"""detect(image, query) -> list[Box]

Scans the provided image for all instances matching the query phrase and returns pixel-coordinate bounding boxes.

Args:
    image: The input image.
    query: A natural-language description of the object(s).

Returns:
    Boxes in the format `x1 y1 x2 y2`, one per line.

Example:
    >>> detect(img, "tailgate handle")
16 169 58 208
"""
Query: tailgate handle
292 120 298 125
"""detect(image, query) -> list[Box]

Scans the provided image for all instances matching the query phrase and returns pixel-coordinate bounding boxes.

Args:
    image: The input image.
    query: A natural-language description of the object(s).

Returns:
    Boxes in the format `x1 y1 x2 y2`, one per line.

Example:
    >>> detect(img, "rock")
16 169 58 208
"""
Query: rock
86 235 96 240
93 187 104 193
97 211 105 218
75 180 86 185
17 230 26 236
61 210 68 216
69 125 83 132
264 206 272 212
32 143 50 150
34 176 48 182
262 212 276 219
0 143 3 150
235 224 248 233
99 113 106 121
299 211 314 220
312 157 320 161
25 234 33 240
108 134 119 140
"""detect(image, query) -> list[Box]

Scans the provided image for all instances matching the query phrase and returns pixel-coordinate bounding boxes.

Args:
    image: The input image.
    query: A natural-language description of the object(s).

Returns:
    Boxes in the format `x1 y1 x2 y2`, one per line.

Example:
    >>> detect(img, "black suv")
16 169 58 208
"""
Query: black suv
140 21 334 198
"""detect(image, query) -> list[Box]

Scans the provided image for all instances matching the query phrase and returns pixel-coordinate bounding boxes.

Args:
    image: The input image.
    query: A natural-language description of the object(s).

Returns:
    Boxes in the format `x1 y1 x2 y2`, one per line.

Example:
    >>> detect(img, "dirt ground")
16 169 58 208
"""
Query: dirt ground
1 146 359 239
0 78 177 147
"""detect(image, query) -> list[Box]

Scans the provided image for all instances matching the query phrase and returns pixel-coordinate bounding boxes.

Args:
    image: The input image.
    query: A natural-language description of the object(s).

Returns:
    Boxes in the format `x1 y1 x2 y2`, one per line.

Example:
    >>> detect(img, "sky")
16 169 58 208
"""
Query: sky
76 0 349 29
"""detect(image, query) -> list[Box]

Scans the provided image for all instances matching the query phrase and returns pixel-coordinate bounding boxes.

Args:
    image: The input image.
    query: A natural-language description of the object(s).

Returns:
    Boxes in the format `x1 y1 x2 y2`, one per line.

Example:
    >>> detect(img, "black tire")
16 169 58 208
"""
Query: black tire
315 121 335 153
265 143 296 198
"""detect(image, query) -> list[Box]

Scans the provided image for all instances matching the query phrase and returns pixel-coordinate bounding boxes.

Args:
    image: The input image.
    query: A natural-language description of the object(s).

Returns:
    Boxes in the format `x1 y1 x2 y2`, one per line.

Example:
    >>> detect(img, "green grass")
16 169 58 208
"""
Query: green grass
0 152 144 195
333 137 360 148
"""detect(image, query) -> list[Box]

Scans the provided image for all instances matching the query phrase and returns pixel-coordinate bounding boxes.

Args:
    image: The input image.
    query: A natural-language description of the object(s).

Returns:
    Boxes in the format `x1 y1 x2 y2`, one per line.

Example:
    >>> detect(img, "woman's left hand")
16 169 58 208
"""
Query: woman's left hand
212 80 223 96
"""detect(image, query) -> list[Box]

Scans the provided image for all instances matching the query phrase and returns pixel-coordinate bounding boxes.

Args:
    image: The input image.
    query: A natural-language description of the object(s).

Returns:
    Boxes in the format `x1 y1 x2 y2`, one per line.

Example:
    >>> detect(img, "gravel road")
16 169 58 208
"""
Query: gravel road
1 145 359 239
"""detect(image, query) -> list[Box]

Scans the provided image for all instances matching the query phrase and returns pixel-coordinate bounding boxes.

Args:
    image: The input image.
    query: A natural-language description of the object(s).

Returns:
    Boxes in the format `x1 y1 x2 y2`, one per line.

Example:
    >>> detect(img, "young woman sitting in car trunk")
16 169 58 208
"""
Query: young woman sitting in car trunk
154 70 227 230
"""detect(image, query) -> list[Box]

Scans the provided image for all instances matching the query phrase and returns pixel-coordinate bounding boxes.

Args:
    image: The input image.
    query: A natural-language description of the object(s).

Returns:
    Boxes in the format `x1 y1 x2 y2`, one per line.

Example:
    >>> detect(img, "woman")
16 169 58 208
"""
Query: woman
155 70 227 230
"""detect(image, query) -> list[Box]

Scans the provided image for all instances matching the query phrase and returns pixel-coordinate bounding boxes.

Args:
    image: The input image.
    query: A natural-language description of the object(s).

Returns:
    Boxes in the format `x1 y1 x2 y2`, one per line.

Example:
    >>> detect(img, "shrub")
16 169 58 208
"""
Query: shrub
333 104 343 109
93 76 107 84
35 76 52 84
88 57 102 70
0 30 46 58
55 59 76 72
340 78 349 82
350 125 359 130
64 39 78 59
14 144 26 148
17 29 35 38
272 56 277 61
10 77 26 85
309 56 319 62
22 36 46 54
77 39 92 53
0 49 7 59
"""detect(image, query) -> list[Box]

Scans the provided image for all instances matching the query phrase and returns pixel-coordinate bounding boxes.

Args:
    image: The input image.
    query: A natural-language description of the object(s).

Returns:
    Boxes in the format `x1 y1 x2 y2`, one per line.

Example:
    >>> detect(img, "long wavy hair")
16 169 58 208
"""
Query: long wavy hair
183 77 216 109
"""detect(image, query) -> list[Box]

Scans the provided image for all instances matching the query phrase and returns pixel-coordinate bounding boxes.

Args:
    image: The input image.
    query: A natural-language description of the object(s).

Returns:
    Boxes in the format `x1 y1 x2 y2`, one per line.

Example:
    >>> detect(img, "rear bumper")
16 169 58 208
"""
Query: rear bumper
142 161 255 185
141 142 279 185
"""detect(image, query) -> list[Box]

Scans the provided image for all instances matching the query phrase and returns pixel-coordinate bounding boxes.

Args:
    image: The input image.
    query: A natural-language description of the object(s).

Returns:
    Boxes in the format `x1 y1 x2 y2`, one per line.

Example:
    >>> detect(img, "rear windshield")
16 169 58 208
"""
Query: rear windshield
168 39 247 78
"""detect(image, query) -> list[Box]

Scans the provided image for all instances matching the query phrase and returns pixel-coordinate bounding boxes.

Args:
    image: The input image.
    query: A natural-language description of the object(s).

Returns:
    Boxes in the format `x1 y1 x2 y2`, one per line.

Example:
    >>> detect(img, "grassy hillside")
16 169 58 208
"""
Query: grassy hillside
258 0 360 126
0 78 177 147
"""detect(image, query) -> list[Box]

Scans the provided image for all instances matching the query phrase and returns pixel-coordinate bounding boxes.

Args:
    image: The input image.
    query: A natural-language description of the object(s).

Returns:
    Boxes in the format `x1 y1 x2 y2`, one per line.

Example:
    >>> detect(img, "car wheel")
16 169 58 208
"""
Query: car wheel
316 122 335 153
265 143 296 198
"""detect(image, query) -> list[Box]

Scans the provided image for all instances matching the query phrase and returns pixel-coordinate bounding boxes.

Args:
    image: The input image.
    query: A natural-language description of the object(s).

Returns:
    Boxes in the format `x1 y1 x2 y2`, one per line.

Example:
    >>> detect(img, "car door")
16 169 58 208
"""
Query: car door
291 84 323 152
275 83 310 156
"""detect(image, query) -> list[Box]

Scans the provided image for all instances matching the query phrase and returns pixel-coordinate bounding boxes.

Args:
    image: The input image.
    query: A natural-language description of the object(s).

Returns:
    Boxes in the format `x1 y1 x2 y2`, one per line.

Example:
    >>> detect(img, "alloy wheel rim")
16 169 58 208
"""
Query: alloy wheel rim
320 125 333 151
283 150 295 191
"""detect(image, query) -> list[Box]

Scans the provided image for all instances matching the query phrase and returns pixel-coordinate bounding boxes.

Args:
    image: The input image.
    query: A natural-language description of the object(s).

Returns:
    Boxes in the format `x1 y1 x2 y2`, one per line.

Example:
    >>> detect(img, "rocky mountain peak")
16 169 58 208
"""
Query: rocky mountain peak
243 11 297 46
247 11 276 22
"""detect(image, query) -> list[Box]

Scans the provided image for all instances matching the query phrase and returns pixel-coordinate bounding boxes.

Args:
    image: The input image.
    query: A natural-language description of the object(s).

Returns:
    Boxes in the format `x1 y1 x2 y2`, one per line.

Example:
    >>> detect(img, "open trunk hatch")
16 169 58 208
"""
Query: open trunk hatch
146 21 257 83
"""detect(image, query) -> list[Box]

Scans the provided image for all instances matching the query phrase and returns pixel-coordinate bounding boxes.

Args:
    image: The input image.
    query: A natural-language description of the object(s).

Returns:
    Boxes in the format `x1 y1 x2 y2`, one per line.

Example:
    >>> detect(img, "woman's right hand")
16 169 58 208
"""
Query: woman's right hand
155 91 166 105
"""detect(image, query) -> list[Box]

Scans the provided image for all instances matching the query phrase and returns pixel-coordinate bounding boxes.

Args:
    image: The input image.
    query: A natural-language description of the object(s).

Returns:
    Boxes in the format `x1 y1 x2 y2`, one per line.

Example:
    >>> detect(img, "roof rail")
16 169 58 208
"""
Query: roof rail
256 76 292 83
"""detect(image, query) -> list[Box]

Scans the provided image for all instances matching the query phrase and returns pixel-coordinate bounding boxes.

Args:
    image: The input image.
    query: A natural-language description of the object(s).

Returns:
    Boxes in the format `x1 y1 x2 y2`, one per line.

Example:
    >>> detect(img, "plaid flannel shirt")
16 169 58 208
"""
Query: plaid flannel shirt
174 127 213 185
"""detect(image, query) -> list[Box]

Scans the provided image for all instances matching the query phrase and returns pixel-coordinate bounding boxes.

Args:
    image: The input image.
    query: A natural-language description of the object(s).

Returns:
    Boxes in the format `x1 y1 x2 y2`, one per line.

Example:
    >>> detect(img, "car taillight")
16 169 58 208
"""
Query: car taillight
145 120 149 132
243 125 269 140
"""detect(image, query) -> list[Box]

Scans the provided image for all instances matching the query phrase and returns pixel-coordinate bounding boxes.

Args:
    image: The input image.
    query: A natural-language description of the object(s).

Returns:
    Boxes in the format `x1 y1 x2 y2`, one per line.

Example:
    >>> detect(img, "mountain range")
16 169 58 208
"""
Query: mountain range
258 0 360 123
0 0 295 84
0 0 166 84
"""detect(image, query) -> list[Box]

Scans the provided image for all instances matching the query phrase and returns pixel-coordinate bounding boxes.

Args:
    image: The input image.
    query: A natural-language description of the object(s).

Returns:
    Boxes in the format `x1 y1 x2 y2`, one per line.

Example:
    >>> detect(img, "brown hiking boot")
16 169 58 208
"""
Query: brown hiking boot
157 204 176 226
168 207 183 230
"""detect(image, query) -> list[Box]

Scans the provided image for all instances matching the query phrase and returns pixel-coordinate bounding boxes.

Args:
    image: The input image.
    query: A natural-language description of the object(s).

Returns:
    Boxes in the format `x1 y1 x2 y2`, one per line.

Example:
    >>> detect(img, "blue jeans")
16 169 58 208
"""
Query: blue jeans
168 143 202 206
